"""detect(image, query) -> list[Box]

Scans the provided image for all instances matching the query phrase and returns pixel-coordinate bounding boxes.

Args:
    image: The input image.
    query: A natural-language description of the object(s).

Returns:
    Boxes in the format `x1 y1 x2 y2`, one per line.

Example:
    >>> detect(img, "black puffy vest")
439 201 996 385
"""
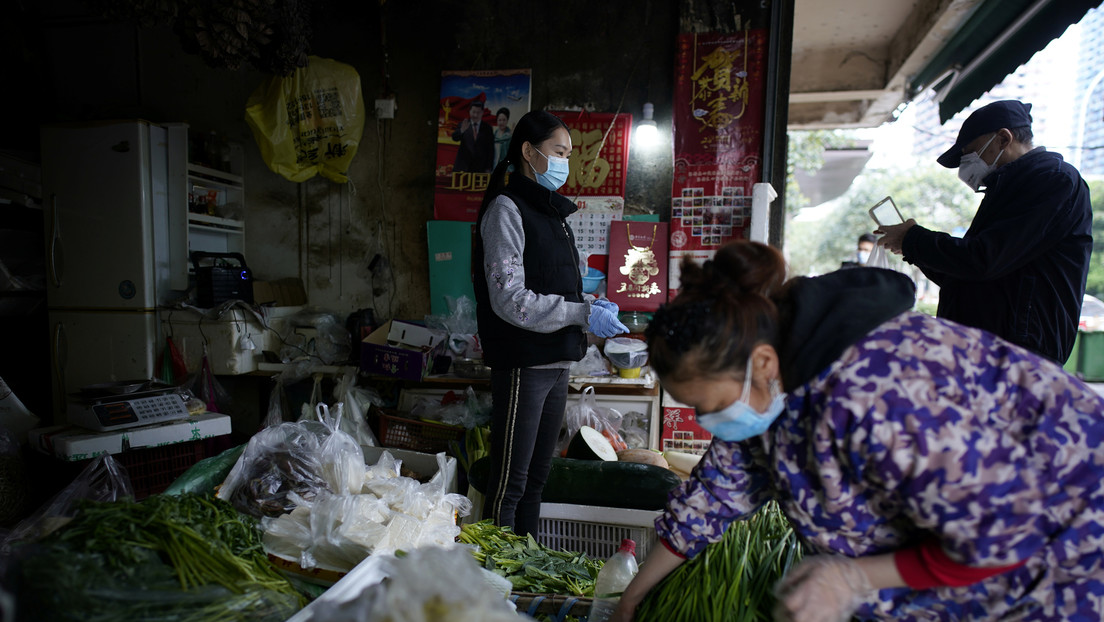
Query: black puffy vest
473 176 586 369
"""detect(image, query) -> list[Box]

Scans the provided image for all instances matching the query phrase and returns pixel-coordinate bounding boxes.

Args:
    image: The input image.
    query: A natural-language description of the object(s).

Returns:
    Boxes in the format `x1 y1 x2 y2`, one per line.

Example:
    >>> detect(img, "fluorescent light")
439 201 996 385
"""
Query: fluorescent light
635 102 659 148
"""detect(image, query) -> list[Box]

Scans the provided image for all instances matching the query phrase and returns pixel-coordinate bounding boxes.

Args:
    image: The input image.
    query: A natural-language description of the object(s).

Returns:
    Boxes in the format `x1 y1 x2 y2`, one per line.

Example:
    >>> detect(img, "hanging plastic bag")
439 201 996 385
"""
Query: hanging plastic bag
245 55 366 183
867 238 894 270
158 336 188 386
186 345 232 413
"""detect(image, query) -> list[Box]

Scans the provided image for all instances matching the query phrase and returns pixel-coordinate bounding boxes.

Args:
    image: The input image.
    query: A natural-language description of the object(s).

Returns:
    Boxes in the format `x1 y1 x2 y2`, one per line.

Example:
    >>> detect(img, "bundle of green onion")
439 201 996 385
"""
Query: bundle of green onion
635 502 804 621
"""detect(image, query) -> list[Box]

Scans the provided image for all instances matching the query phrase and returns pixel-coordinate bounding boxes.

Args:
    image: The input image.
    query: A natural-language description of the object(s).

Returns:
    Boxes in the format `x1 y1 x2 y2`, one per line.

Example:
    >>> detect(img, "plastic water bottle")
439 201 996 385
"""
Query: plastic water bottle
588 538 639 622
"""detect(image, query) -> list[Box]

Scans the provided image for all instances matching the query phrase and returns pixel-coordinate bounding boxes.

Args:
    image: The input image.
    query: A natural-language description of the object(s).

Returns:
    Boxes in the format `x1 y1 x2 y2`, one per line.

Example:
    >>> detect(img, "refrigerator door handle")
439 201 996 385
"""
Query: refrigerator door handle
48 193 63 287
52 319 67 398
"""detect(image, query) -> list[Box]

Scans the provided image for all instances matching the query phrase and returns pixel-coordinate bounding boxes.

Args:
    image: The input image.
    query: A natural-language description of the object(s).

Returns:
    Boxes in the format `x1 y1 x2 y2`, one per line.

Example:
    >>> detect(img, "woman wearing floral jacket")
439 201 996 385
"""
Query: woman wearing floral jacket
612 240 1104 622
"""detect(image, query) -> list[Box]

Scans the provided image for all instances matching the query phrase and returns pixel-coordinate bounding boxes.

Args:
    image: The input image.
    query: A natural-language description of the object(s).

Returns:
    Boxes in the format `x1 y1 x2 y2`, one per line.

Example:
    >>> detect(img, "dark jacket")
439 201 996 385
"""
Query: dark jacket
473 176 587 369
901 148 1092 363
776 268 917 389
452 121 496 174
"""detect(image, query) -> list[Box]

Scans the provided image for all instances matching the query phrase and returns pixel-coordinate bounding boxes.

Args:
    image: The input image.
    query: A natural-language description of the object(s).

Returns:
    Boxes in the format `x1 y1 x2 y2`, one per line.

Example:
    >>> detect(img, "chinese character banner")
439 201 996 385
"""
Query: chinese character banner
669 27 769 298
434 69 532 221
551 111 632 198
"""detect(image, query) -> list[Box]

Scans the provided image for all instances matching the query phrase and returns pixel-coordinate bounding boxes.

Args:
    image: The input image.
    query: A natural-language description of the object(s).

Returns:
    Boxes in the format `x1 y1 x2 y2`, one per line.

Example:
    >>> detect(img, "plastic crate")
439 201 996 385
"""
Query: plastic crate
113 438 220 499
376 410 466 454
509 592 592 621
538 502 660 561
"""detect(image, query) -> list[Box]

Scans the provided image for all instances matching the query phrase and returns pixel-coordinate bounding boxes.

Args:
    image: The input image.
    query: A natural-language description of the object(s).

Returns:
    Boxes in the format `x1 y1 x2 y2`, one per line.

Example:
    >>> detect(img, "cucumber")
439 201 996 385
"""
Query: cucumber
468 456 681 511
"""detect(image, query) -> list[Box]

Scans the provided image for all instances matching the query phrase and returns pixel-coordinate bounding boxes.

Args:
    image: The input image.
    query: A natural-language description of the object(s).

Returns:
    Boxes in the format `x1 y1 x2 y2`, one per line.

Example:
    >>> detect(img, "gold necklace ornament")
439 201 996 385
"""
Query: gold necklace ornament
617 223 662 298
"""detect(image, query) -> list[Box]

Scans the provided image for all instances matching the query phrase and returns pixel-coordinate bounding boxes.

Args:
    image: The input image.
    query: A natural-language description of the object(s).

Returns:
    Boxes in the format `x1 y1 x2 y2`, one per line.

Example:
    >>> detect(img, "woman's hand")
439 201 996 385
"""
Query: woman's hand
773 556 875 622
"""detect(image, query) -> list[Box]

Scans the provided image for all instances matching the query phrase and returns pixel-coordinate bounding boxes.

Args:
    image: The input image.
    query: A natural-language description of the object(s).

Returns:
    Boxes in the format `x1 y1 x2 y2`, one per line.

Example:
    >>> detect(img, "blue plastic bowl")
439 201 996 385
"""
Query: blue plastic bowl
581 267 605 293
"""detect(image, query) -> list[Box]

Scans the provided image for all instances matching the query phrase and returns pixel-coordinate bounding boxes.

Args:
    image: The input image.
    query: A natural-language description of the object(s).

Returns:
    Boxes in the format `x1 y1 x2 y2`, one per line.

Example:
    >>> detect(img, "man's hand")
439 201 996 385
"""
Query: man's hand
459 118 471 133
875 219 916 255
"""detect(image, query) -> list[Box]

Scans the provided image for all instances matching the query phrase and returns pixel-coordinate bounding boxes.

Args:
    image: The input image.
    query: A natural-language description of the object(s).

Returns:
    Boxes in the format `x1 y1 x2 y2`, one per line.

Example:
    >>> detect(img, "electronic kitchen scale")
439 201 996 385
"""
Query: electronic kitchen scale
67 380 193 432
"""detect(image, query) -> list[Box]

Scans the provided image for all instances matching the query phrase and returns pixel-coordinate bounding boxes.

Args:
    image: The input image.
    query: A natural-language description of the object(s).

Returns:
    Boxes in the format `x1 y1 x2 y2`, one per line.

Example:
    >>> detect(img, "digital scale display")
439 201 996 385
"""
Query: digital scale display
73 393 193 432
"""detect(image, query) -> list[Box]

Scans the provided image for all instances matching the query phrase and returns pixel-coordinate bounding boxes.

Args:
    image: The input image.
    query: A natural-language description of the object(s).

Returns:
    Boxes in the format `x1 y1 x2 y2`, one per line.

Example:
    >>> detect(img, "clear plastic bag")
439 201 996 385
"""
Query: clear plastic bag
570 343 612 377
557 386 627 455
620 410 650 449
216 421 331 518
2 454 132 554
304 547 522 622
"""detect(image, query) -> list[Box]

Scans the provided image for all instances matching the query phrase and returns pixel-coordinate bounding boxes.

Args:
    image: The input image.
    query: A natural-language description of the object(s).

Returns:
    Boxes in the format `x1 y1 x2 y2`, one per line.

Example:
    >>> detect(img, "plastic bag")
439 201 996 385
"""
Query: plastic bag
570 343 612 377
262 380 292 428
158 336 188 386
620 410 650 450
335 373 381 447
868 238 893 270
2 454 132 554
304 547 522 622
245 56 366 183
186 345 232 413
411 386 491 429
216 421 331 518
604 337 650 370
425 295 481 358
277 311 352 365
557 386 626 456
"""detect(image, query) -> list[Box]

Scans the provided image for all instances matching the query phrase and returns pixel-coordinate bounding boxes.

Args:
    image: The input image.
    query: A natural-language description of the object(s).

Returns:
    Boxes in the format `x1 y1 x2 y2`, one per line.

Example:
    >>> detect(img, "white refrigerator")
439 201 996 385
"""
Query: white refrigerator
41 120 183 422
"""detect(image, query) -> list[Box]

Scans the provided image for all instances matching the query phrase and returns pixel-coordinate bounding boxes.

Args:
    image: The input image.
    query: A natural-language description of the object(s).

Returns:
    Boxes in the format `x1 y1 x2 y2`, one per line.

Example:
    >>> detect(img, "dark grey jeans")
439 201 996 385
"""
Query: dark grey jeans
481 366 569 538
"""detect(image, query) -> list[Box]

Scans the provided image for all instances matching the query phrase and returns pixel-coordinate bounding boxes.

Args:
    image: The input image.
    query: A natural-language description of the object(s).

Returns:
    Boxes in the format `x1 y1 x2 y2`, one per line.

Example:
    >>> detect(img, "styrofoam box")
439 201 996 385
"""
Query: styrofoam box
362 445 458 495
28 413 232 461
538 502 660 561
166 306 303 375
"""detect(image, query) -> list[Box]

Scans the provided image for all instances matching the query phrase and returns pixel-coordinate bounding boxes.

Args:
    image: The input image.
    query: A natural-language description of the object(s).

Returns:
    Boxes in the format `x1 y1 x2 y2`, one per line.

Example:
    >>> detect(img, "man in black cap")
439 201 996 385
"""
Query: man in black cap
878 99 1092 364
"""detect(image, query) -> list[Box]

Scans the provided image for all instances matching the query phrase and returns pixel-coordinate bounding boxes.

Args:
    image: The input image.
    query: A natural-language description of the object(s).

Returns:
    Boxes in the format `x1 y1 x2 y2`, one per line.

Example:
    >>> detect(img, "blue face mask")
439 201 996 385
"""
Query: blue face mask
533 148 570 192
696 356 786 442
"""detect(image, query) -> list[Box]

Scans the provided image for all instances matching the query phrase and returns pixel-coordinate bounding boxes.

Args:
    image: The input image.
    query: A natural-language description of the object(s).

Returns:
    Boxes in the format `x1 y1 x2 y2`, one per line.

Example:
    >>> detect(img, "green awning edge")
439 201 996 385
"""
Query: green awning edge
907 0 1101 123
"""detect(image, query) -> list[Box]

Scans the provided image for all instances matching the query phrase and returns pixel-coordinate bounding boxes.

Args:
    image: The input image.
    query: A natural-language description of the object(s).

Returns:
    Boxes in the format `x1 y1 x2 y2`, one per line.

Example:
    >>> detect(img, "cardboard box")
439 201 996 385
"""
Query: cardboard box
253 277 308 307
29 413 232 462
362 445 458 494
360 320 447 380
660 393 711 455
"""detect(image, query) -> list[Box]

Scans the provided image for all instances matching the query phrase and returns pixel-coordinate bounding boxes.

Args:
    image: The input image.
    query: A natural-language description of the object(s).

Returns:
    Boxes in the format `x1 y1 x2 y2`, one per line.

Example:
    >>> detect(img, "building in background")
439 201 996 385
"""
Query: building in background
1071 7 1104 175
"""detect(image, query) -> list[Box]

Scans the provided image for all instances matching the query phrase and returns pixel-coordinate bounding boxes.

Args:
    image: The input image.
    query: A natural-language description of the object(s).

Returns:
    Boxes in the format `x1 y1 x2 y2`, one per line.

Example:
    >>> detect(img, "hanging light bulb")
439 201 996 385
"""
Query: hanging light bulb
635 102 659 148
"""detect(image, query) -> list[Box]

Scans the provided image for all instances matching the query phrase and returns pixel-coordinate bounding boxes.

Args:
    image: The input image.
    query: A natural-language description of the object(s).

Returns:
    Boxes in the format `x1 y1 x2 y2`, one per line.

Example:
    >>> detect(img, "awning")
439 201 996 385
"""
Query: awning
909 0 1101 123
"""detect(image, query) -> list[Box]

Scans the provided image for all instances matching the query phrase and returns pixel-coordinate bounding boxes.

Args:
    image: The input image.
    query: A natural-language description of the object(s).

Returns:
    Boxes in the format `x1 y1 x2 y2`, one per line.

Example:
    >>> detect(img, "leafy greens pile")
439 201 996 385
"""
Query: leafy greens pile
14 493 305 622
458 520 602 596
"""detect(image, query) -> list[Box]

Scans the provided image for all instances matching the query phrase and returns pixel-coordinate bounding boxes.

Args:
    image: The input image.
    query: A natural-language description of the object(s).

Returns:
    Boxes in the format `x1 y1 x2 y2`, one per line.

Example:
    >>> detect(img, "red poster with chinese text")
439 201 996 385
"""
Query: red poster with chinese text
606 221 669 312
551 111 632 198
668 27 769 299
434 69 532 221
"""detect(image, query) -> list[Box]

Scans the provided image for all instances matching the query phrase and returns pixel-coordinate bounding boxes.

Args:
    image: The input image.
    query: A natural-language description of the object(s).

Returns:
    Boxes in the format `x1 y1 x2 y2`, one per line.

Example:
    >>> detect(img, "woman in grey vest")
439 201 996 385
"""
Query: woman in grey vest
473 110 627 537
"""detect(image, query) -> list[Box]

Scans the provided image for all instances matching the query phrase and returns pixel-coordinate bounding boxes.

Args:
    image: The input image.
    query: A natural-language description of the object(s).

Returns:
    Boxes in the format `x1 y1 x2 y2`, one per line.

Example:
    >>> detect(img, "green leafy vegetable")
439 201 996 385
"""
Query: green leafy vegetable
458 520 603 596
635 502 804 622
14 493 305 622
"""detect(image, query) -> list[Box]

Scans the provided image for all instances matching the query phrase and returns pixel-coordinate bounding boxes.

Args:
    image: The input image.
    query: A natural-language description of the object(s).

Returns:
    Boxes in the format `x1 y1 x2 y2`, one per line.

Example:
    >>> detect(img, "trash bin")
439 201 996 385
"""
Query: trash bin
1078 331 1104 382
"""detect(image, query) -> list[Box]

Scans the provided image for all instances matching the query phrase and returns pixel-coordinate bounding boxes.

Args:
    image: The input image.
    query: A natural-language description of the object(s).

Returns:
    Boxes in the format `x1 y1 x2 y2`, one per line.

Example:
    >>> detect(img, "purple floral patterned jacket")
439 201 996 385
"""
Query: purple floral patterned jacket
656 310 1104 620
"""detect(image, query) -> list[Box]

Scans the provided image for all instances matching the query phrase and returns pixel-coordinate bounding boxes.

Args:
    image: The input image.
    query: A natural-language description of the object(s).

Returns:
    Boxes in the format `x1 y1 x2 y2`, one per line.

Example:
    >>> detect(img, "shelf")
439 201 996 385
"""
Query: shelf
186 163 243 187
188 213 245 231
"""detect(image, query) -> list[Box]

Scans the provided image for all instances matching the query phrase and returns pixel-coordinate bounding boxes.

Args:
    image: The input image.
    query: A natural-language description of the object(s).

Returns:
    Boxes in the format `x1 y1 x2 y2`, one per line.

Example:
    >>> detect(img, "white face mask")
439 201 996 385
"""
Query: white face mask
857 250 871 264
957 134 1003 192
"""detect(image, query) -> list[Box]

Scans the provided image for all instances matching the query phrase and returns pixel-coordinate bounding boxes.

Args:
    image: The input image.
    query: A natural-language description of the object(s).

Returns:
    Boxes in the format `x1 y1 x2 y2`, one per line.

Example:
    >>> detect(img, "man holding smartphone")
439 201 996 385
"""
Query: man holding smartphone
877 100 1092 364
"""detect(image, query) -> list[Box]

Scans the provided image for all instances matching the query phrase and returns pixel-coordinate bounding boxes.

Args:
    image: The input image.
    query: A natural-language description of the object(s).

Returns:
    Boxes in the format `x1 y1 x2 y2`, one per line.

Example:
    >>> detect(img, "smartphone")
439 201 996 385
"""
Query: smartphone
869 196 904 226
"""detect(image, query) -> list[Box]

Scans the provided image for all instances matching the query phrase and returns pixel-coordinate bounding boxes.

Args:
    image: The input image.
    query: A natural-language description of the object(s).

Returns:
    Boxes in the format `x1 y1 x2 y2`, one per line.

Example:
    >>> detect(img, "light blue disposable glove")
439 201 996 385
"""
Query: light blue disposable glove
588 305 630 338
592 298 620 315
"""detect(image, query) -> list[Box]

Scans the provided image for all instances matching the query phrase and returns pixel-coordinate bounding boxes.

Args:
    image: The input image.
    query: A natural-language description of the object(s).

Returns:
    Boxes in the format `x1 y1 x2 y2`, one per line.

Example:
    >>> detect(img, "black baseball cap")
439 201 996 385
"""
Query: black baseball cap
937 100 1033 168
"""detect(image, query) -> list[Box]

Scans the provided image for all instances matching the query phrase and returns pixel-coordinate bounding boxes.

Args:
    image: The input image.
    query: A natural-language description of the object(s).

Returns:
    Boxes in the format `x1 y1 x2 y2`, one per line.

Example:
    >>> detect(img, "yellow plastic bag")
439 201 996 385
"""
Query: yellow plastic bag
245 56 365 183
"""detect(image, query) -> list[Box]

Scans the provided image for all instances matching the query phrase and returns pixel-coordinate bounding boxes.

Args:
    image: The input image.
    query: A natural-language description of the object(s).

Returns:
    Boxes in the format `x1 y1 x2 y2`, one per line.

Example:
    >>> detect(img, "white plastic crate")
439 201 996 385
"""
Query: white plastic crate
538 502 660 561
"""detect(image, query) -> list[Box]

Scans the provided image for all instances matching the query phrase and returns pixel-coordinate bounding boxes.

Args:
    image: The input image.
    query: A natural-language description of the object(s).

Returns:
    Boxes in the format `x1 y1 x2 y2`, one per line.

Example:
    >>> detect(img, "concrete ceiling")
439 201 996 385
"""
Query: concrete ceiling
789 0 983 129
